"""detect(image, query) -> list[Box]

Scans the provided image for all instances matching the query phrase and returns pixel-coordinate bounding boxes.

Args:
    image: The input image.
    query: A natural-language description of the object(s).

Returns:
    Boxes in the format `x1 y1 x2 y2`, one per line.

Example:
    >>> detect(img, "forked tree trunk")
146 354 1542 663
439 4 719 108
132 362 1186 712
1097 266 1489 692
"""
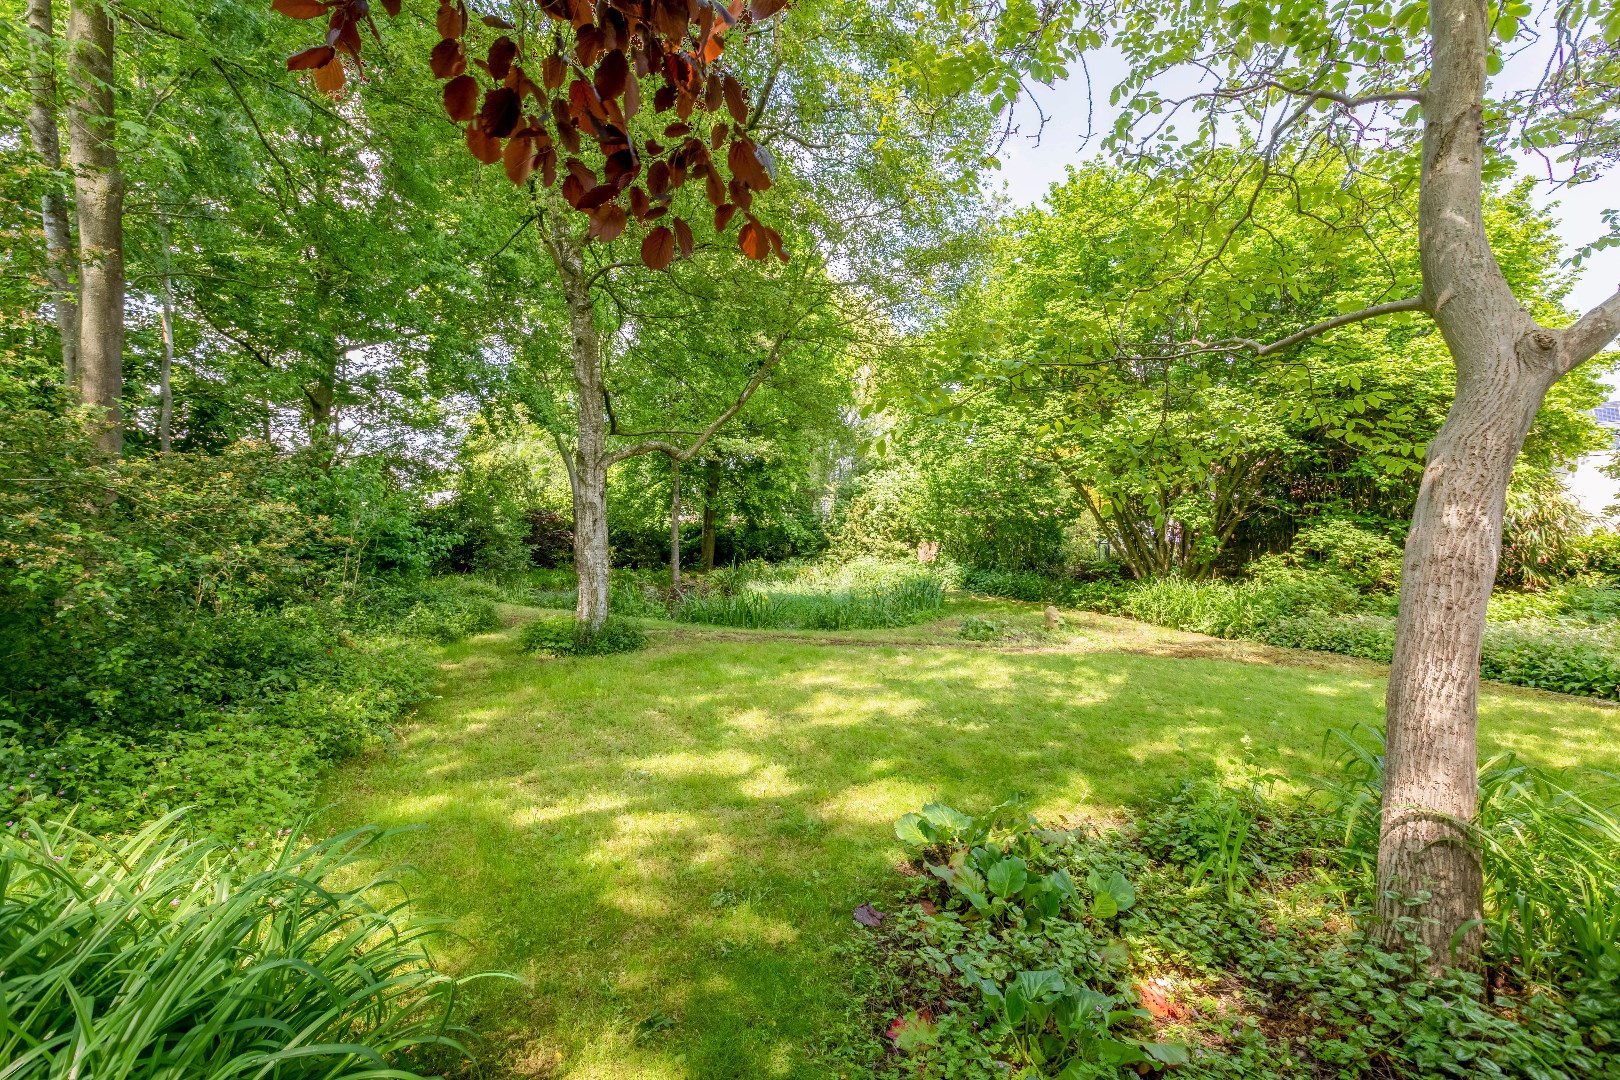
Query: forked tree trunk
67 0 122 453
1376 0 1620 965
25 0 80 388
550 219 612 630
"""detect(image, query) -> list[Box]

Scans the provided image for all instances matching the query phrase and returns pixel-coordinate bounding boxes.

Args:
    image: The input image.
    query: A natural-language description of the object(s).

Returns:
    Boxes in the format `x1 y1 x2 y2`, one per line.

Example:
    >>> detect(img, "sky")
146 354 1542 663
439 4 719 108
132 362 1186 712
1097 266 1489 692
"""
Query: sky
987 45 1620 322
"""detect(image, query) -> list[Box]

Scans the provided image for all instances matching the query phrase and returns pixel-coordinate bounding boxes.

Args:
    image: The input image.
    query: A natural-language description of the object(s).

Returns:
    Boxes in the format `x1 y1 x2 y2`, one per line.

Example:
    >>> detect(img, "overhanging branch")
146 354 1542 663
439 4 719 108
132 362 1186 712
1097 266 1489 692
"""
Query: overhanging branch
1173 295 1426 359
1561 290 1620 373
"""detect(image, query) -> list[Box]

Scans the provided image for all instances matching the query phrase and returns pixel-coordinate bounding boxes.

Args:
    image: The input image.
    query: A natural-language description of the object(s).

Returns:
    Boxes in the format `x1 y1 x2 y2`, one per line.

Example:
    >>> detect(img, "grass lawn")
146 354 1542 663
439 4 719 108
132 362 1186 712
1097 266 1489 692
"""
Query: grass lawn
319 599 1620 1080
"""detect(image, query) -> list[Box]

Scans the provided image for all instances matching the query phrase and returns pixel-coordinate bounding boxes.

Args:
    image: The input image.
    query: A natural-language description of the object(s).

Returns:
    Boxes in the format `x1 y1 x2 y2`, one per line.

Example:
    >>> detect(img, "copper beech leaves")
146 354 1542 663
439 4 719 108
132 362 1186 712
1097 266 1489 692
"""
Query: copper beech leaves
642 225 675 270
275 0 794 267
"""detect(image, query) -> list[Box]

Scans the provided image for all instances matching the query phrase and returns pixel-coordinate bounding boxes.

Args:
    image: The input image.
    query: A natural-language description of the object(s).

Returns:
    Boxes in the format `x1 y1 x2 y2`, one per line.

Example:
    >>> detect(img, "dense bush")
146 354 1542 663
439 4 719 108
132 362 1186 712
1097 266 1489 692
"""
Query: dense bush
1118 565 1369 639
866 779 1620 1080
518 613 649 656
0 368 459 837
0 813 497 1079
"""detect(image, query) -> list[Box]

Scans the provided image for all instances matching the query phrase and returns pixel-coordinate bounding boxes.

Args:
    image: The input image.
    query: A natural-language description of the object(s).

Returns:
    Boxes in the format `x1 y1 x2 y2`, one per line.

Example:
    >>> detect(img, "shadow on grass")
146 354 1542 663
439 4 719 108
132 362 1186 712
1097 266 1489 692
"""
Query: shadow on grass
322 628 1620 1080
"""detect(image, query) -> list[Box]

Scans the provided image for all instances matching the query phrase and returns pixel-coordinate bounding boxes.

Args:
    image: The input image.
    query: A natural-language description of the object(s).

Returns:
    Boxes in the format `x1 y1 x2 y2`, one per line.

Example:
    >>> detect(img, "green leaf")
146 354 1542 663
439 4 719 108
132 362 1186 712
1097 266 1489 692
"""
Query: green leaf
987 856 1029 898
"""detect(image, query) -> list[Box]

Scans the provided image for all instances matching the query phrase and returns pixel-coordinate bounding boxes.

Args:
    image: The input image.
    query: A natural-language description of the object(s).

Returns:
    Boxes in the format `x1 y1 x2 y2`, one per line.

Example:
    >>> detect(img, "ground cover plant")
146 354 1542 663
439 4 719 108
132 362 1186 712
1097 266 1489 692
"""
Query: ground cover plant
0 812 499 1079
865 775 1620 1079
312 603 1620 1077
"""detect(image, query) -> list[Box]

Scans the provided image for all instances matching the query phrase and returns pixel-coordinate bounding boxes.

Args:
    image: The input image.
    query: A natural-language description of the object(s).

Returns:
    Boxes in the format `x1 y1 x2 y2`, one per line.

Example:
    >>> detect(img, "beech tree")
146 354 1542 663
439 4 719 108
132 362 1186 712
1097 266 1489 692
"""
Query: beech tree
917 0 1620 964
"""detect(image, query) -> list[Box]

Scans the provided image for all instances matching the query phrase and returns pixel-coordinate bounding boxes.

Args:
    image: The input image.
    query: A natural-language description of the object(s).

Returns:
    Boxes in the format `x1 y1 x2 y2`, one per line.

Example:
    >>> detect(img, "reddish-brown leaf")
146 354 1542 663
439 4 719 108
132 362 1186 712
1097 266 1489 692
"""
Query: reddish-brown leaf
738 218 768 260
442 74 478 121
562 173 587 207
313 56 346 94
603 147 640 189
542 52 566 91
749 0 789 19
435 0 461 39
641 225 675 269
727 137 769 188
429 38 466 78
503 134 534 184
644 205 669 220
675 89 696 120
576 183 612 208
722 73 747 124
710 121 728 149
672 216 694 258
575 23 603 66
714 203 737 231
287 45 336 70
663 122 691 138
705 73 723 112
466 123 502 164
646 159 671 196
650 0 687 41
623 72 641 119
628 185 651 219
595 49 630 101
539 146 558 187
589 202 627 242
488 36 518 81
653 82 677 113
704 167 725 207
271 0 327 19
555 116 581 153
569 79 609 123
764 223 787 262
728 176 753 210
380 0 402 15
478 86 522 138
565 156 597 188
566 0 593 28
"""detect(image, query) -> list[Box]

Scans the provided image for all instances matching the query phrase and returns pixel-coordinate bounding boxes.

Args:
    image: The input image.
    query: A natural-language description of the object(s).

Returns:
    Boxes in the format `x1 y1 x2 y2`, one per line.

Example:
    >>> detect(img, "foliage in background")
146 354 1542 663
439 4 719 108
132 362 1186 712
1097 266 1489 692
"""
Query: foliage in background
0 813 499 1079
673 558 953 630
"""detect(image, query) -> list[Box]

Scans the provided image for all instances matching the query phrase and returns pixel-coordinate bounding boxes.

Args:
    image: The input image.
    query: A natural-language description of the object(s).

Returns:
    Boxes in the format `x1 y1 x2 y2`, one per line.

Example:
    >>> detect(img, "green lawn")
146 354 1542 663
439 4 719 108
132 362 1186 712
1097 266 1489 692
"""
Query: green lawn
319 601 1620 1079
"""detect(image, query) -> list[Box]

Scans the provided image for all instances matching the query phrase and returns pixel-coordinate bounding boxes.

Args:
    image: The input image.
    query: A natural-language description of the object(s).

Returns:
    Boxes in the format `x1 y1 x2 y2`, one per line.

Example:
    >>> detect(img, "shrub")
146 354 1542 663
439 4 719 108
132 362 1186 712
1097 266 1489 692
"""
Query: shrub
674 558 950 630
0 813 501 1079
1119 566 1366 639
1285 519 1404 591
518 614 649 656
958 615 1007 641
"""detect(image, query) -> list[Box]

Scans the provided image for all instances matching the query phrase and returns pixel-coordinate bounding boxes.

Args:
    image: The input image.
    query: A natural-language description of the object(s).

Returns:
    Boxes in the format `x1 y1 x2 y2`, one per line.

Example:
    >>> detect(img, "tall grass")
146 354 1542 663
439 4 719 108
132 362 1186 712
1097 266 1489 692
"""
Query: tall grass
0 812 502 1079
1323 726 1620 981
674 558 950 630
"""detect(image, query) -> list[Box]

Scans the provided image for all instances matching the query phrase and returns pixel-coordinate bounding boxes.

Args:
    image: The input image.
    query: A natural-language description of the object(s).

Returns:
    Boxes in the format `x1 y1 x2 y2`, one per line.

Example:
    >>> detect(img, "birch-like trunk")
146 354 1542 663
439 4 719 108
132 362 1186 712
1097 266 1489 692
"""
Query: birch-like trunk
158 214 175 452
550 220 612 630
67 0 122 453
25 0 79 388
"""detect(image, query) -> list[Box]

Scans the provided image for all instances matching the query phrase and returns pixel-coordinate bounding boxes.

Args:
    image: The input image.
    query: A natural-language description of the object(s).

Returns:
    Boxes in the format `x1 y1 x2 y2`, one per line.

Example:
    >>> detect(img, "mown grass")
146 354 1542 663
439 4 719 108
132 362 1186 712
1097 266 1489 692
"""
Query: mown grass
317 600 1620 1080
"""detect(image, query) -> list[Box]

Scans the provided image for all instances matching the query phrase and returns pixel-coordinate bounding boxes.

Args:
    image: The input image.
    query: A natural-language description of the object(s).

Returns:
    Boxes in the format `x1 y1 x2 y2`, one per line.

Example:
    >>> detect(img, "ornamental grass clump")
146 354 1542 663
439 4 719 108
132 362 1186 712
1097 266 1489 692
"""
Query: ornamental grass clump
0 812 502 1079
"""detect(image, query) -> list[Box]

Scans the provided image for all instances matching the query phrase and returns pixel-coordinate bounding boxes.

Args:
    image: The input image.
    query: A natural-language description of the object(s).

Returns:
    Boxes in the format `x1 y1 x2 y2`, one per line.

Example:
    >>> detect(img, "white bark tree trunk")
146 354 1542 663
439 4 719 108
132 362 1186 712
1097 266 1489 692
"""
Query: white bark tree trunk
158 214 175 452
25 0 79 389
67 0 122 454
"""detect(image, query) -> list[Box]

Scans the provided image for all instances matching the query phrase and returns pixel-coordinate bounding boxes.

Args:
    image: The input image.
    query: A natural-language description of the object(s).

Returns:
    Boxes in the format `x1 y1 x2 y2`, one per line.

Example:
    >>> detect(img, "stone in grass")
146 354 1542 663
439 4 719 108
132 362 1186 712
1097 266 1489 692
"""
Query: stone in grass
1044 605 1064 629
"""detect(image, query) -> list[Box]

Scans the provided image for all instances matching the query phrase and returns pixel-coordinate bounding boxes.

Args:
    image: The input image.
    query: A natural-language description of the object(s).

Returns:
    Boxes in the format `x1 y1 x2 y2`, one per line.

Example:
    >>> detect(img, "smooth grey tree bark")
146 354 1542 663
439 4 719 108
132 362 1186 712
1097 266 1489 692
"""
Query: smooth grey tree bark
26 0 80 389
67 0 123 454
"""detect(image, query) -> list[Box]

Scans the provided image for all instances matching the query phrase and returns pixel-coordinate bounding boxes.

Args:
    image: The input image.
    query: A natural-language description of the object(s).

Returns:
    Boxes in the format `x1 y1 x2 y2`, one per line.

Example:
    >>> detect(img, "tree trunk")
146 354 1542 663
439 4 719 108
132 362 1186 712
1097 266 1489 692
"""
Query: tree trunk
702 459 720 571
1375 0 1564 966
158 214 175 452
67 0 122 454
25 0 80 389
550 217 612 630
669 456 682 589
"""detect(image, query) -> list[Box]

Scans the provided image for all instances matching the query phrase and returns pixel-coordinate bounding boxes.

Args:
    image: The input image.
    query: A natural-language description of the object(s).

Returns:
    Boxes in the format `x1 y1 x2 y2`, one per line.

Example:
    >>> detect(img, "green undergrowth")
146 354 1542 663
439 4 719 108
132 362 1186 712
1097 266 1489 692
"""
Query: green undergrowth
517 613 649 656
0 811 502 1079
1 581 496 840
865 774 1620 1080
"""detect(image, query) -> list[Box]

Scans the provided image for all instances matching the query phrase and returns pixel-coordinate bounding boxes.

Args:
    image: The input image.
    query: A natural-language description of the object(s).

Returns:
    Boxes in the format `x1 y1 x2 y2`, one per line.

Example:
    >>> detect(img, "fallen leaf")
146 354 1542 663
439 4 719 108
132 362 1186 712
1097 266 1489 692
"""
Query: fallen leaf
853 902 884 927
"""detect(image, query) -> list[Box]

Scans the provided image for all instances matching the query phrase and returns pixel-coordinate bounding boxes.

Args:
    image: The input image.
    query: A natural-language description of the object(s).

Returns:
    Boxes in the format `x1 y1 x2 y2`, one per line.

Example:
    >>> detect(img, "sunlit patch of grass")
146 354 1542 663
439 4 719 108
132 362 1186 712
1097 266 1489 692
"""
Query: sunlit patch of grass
318 600 1620 1079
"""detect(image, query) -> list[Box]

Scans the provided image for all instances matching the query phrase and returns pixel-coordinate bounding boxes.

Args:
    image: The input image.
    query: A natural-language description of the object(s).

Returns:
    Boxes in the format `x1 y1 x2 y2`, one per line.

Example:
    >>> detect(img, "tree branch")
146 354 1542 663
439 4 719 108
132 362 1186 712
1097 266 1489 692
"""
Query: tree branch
1175 295 1426 359
1561 289 1620 373
603 317 807 467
